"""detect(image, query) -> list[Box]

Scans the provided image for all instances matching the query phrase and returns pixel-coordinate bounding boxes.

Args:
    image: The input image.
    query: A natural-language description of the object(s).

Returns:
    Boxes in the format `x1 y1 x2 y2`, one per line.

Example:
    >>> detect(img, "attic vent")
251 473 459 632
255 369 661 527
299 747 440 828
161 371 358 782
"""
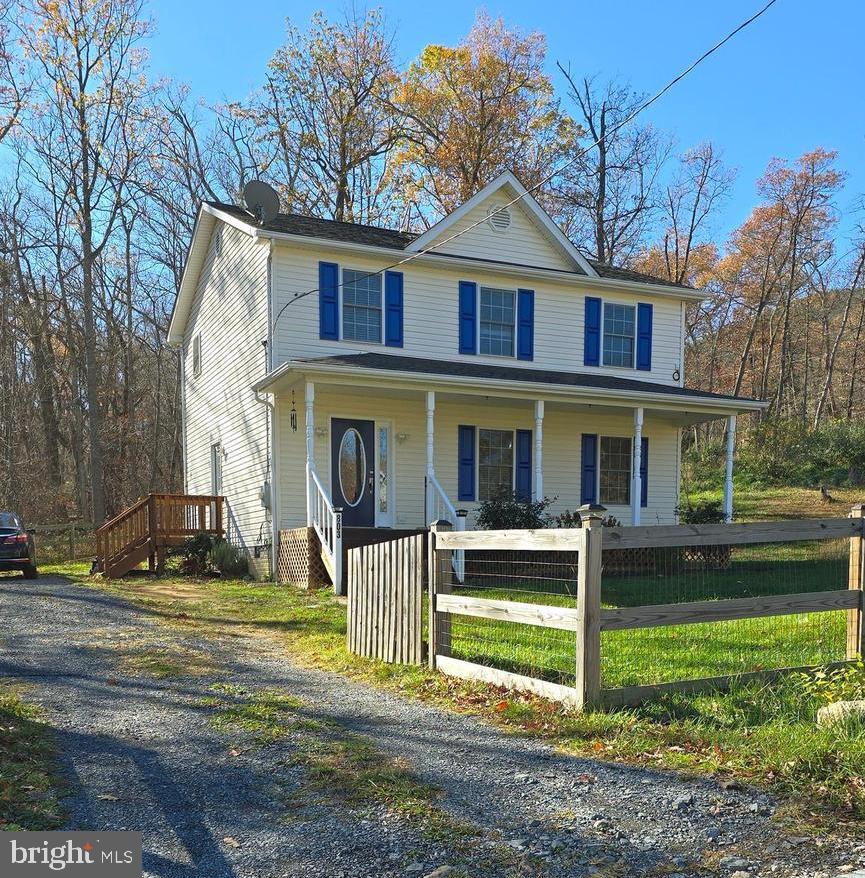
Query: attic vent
487 205 511 232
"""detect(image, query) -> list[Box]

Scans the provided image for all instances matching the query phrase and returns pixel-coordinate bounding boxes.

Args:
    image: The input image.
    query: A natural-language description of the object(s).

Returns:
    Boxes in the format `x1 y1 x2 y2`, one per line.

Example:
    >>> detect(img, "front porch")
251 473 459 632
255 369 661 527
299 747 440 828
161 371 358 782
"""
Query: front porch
254 353 762 593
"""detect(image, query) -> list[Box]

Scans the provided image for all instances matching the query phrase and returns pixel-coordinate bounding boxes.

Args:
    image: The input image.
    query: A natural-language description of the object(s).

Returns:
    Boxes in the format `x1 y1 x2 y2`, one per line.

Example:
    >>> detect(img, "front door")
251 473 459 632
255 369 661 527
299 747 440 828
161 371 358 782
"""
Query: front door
331 418 376 527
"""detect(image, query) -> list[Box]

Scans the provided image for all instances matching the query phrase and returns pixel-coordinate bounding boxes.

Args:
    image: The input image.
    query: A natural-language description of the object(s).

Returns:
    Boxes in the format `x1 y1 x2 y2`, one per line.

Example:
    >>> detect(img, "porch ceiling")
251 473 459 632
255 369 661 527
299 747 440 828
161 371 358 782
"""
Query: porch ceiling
253 352 766 425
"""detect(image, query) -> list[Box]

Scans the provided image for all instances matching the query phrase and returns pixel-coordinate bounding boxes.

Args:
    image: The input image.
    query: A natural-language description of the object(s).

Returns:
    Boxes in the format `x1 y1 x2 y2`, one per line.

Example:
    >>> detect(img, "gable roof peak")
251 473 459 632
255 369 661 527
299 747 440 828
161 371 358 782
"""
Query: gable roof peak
405 171 598 278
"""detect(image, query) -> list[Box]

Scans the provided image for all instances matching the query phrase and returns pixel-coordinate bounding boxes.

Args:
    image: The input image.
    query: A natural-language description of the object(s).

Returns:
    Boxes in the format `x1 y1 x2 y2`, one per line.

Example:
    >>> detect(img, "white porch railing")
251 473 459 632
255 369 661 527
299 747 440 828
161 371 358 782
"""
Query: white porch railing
425 473 465 582
309 465 343 594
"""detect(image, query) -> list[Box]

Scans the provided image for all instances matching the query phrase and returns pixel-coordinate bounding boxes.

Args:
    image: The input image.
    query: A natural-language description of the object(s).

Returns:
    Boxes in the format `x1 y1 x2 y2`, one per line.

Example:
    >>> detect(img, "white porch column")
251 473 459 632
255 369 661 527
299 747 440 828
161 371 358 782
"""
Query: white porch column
724 414 737 523
534 400 544 500
305 381 315 526
426 391 435 477
632 407 644 526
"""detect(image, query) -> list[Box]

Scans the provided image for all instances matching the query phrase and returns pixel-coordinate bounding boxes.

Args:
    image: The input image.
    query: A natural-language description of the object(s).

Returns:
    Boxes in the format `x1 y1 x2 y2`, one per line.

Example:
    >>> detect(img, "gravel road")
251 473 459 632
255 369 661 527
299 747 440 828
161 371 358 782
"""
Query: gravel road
0 573 862 878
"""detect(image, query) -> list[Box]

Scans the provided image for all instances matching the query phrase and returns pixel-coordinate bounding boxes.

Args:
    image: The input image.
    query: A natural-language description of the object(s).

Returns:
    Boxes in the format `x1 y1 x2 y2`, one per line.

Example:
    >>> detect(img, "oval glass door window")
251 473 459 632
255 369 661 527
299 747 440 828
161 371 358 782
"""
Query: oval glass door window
338 428 366 507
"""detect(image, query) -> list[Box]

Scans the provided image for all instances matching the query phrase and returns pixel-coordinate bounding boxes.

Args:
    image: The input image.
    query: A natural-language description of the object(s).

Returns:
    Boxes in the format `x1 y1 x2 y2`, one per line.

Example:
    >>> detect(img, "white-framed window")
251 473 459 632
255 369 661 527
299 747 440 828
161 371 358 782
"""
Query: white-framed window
479 286 516 357
342 268 382 343
599 436 631 505
478 428 514 500
603 302 636 368
192 333 202 377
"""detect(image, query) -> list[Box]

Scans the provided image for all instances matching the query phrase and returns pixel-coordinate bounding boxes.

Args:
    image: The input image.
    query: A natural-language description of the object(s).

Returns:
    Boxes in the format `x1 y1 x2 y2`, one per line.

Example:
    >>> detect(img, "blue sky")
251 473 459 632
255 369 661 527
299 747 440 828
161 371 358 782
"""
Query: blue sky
148 0 864 245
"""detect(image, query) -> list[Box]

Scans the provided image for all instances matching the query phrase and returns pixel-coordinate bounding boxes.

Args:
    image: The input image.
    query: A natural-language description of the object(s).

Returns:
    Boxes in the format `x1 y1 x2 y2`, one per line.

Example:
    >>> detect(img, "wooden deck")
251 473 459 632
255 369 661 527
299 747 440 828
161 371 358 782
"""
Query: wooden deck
95 494 224 578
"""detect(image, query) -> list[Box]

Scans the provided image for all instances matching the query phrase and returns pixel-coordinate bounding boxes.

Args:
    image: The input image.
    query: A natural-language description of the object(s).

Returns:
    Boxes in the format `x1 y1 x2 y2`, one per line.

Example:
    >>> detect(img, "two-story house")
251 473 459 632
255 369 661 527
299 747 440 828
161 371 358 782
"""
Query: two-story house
168 172 765 585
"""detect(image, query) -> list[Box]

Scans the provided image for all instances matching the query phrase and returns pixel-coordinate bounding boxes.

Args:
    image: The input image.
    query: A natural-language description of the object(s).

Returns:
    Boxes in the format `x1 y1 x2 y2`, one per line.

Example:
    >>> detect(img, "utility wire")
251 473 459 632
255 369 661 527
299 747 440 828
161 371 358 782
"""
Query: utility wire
269 0 779 335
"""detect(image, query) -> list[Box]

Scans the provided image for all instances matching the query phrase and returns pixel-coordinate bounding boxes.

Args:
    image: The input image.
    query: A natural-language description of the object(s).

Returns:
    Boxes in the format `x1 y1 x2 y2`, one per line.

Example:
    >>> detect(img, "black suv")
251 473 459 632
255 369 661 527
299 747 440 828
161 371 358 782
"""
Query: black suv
0 512 37 578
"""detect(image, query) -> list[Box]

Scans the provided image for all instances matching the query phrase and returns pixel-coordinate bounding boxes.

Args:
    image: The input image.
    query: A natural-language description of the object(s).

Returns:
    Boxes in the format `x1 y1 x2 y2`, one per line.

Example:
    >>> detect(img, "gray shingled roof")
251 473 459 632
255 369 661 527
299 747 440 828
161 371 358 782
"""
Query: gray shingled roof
207 202 692 289
291 352 760 405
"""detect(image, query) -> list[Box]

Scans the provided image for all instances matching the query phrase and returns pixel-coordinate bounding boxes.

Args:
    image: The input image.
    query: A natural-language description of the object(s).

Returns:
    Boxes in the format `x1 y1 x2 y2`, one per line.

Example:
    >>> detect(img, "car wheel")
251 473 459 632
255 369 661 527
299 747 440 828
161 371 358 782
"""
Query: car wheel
22 564 38 579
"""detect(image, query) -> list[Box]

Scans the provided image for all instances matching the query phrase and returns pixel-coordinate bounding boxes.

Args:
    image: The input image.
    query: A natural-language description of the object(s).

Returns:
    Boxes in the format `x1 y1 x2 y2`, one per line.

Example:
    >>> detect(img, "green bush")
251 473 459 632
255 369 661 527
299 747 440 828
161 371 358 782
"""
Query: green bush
736 418 865 488
793 660 865 707
475 486 556 530
675 498 726 524
210 539 249 578
681 437 726 492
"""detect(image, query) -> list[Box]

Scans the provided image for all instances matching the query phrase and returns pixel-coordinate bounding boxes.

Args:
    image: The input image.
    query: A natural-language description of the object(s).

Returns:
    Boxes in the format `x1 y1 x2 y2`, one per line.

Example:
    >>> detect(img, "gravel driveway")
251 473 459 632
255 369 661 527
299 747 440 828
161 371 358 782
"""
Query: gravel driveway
1 573 862 878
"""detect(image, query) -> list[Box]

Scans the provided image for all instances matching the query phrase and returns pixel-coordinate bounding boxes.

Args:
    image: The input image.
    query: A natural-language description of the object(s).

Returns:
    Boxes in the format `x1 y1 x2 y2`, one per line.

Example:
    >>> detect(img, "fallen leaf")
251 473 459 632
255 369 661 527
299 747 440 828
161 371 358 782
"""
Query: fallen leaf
106 678 119 686
495 700 508 712
223 837 240 849
97 794 119 801
229 748 241 757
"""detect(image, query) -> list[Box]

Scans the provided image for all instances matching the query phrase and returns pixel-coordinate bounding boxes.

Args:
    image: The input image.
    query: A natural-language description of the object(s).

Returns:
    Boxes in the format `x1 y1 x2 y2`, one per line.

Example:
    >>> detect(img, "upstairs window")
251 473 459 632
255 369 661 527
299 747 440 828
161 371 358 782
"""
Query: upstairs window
603 302 635 368
192 334 202 377
343 269 382 343
478 428 514 500
599 436 631 505
479 287 515 357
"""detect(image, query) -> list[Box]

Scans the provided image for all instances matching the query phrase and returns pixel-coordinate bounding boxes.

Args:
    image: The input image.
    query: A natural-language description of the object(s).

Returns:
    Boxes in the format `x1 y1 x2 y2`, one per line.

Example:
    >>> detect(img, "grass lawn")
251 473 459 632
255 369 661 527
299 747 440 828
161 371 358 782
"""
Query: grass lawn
47 559 865 829
0 684 64 830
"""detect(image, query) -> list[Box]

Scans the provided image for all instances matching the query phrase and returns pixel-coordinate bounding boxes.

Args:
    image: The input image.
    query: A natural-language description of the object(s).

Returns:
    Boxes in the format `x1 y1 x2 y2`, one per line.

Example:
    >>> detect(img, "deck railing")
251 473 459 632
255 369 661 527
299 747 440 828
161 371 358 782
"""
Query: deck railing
309 465 343 593
95 493 224 576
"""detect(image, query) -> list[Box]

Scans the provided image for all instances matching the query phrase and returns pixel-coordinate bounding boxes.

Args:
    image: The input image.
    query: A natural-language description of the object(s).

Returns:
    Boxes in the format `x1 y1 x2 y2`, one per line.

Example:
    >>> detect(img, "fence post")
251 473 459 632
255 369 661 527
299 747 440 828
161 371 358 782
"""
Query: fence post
848 504 865 660
428 519 453 669
576 504 605 710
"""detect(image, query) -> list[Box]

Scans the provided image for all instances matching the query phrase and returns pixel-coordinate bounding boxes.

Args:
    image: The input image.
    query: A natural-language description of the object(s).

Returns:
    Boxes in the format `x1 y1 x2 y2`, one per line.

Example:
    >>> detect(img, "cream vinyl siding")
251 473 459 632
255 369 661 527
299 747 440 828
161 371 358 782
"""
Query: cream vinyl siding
276 385 680 530
422 189 575 271
182 222 270 563
272 244 685 386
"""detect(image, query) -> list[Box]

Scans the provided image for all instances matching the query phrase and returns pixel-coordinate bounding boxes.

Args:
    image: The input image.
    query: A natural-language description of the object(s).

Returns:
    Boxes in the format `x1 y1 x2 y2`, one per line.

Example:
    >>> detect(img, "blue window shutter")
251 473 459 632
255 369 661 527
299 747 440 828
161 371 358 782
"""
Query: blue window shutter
458 425 476 501
458 281 477 354
640 436 649 508
581 434 598 504
637 303 653 371
517 289 534 361
584 297 601 366
515 429 532 501
384 271 404 347
319 261 339 340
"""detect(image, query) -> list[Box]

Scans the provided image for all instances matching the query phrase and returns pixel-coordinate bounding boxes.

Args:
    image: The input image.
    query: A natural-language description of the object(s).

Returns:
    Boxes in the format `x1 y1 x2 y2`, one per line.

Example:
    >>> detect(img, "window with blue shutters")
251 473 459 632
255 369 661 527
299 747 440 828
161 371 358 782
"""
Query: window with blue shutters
584 297 601 366
458 281 477 354
342 269 382 342
517 289 534 361
602 302 636 368
580 434 598 504
636 303 653 371
458 425 476 501
318 261 339 340
384 271 403 347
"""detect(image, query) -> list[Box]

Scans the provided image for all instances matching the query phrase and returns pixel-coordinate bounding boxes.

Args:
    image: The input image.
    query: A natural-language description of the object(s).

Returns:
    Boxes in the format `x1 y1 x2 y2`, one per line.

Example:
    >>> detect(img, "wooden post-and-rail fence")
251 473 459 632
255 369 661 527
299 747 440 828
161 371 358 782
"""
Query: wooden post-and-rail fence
428 507 865 711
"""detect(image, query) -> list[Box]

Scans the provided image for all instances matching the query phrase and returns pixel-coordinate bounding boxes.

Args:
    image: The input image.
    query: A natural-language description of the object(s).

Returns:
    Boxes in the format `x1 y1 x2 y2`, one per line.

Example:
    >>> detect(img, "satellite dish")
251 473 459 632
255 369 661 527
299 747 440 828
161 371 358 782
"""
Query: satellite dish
243 180 280 224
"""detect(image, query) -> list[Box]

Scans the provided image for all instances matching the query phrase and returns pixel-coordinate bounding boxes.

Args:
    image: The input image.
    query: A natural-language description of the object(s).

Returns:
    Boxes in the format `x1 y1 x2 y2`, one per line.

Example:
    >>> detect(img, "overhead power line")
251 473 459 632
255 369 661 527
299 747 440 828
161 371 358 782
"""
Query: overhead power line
269 0 780 336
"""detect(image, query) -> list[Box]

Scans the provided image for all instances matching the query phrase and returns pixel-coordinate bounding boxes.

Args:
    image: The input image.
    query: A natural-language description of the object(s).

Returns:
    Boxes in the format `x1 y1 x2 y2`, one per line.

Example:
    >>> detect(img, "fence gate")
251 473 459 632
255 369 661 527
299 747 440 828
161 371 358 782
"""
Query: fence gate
347 533 425 665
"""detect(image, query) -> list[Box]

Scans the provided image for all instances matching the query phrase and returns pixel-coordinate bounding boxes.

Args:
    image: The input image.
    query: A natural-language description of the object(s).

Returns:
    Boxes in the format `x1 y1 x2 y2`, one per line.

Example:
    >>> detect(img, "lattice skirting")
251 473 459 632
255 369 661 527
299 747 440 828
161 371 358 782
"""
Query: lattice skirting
277 527 331 588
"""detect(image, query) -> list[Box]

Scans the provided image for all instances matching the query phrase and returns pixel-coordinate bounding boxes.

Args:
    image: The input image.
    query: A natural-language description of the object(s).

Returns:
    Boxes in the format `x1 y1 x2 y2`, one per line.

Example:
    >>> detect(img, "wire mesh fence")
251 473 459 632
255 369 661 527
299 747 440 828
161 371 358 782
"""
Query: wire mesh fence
434 547 580 686
31 523 95 564
599 537 850 690
429 517 862 707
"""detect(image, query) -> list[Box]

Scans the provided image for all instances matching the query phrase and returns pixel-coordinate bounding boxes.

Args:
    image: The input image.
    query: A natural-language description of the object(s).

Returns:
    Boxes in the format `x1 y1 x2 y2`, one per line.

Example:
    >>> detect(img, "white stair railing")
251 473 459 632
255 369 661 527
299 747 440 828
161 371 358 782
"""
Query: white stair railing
308 465 343 594
425 473 465 582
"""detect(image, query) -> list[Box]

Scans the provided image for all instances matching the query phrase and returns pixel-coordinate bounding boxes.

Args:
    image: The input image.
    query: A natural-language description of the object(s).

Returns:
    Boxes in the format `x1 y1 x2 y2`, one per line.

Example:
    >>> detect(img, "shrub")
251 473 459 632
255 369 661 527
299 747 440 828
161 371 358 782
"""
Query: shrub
178 532 213 575
793 660 865 707
210 539 249 578
474 486 556 530
553 510 622 528
676 498 726 525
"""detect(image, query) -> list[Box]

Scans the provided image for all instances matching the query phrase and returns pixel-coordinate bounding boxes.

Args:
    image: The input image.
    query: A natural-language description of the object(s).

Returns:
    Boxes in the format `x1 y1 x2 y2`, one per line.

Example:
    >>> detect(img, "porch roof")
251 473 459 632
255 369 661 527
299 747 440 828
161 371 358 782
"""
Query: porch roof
253 352 766 416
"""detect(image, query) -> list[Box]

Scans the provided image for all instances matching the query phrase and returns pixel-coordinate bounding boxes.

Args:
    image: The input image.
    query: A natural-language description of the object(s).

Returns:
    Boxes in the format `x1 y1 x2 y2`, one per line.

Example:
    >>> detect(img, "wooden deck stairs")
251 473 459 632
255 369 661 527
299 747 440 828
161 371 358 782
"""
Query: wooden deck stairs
95 493 224 579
